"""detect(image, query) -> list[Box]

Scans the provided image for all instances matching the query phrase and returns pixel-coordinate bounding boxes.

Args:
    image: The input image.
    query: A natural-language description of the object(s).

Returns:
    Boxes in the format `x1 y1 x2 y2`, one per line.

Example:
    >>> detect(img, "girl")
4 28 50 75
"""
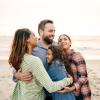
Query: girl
8 29 73 100
46 45 75 100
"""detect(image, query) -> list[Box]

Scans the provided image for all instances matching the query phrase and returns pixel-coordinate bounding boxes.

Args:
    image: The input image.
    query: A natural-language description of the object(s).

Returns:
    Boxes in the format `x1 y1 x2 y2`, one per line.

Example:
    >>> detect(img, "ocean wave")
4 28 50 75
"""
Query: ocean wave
75 47 100 51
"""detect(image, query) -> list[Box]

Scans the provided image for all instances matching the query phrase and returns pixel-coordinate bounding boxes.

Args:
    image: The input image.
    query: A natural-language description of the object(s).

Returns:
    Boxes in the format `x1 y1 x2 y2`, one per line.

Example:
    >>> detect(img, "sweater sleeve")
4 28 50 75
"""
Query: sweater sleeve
71 52 88 90
30 56 73 93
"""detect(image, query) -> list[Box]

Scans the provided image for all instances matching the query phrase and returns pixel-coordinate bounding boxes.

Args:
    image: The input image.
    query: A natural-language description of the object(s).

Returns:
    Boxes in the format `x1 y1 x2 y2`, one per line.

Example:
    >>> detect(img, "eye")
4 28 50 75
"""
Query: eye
48 29 55 32
58 39 62 43
64 38 67 40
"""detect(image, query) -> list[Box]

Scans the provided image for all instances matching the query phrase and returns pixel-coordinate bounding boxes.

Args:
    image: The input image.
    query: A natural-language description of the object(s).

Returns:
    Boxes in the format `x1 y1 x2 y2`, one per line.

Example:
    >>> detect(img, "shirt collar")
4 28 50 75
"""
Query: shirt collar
37 40 57 50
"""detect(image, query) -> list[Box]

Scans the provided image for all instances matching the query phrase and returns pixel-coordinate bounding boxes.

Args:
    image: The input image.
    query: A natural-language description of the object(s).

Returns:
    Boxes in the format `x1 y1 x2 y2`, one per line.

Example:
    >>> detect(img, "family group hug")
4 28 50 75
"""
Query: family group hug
8 19 91 100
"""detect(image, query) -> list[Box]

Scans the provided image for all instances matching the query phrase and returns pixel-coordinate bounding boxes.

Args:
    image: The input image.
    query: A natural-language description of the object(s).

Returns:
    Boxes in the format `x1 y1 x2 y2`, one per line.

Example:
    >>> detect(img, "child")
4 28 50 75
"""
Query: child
46 45 76 100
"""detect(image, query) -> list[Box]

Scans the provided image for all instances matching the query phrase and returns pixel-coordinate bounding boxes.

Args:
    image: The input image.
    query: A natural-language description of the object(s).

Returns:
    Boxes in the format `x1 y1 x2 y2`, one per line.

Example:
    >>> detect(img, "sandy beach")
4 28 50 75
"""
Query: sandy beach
0 59 100 100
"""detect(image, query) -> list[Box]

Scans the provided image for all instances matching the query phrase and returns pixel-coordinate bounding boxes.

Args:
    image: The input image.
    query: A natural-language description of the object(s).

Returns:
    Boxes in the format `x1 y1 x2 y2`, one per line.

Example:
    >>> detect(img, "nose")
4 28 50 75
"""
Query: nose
59 39 65 45
62 39 64 43
51 32 55 37
50 29 55 35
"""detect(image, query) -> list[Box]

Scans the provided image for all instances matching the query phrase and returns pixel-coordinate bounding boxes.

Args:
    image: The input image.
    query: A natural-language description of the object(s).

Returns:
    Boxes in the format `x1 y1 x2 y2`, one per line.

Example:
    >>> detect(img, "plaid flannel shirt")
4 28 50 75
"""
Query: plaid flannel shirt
67 49 91 100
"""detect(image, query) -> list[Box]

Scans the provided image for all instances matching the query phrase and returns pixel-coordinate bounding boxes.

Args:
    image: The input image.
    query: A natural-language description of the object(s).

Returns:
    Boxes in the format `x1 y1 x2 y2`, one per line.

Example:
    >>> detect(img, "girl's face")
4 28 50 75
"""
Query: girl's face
46 49 53 63
58 35 71 50
27 33 37 48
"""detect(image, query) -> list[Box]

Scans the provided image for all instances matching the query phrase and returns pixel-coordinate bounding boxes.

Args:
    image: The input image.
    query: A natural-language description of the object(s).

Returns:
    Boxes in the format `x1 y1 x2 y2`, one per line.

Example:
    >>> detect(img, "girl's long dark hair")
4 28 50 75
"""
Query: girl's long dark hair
63 55 74 80
48 45 65 64
48 45 74 78
8 28 32 71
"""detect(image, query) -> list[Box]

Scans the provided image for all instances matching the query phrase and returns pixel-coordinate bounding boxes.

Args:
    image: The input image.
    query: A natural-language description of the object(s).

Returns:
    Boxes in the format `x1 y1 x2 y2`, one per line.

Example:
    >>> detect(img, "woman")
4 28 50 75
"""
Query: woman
58 34 91 100
8 29 73 100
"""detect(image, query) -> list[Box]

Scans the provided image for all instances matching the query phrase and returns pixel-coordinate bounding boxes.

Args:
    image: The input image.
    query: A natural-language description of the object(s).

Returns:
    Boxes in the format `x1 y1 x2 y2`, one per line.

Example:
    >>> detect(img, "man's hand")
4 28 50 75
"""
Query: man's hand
15 69 33 82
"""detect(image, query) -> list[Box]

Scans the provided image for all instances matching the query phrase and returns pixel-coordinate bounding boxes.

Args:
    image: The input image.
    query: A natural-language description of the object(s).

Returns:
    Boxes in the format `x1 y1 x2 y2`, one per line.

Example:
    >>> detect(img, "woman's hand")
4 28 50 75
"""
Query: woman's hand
57 86 71 94
57 85 76 94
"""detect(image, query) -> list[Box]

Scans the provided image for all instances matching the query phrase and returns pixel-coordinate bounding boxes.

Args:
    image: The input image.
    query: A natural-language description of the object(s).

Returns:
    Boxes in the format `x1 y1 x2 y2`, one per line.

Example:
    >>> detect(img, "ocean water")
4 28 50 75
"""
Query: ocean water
0 35 100 60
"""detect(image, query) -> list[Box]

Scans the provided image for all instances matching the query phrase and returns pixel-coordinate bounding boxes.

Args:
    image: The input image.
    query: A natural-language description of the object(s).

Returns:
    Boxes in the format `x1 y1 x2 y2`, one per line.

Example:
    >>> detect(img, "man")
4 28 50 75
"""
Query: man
14 19 56 100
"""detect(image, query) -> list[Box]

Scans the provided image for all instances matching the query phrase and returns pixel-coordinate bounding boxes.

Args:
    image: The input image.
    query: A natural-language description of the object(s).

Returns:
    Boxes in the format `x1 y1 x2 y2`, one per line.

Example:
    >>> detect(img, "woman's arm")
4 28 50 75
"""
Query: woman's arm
30 56 73 93
58 52 89 94
71 52 89 90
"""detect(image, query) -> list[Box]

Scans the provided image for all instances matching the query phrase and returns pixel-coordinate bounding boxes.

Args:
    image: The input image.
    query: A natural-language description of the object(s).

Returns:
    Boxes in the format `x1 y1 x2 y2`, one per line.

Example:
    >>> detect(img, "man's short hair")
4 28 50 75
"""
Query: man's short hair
38 19 53 35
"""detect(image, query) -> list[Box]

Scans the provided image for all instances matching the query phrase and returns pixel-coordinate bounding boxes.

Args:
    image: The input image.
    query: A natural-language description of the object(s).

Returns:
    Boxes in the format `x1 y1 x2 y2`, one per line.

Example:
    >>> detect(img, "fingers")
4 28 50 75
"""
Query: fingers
15 70 33 81
21 73 33 81
18 68 22 72
22 74 33 81
57 87 70 94
57 90 65 94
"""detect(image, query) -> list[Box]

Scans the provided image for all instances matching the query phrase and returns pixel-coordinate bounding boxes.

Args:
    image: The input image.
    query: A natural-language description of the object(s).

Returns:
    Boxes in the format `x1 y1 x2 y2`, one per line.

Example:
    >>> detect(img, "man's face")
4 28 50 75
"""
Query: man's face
42 23 55 44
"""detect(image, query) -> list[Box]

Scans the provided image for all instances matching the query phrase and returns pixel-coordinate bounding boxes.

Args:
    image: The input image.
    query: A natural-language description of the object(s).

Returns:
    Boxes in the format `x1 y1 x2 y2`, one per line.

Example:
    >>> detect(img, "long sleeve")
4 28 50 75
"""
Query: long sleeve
29 56 73 93
70 52 91 99
71 52 88 89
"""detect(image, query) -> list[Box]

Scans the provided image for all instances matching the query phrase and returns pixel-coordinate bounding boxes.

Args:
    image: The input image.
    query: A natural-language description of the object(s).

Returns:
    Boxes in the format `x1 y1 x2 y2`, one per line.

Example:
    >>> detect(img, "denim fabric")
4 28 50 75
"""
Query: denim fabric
47 60 75 100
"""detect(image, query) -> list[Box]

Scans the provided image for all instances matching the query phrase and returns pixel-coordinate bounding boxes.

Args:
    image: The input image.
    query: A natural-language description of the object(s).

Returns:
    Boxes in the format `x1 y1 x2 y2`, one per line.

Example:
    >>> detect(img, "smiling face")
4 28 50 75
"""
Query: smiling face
42 23 55 44
58 35 71 51
46 49 53 63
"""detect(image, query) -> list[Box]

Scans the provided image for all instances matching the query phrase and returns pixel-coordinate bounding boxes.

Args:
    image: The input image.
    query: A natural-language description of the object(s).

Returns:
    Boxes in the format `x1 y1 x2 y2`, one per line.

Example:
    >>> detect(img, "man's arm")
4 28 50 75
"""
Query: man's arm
13 68 33 82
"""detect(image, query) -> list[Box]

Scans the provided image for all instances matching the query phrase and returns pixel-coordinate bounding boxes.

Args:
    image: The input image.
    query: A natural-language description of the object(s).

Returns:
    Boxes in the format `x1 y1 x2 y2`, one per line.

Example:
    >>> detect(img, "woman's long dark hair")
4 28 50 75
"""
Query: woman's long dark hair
63 55 74 80
58 34 74 79
8 28 32 71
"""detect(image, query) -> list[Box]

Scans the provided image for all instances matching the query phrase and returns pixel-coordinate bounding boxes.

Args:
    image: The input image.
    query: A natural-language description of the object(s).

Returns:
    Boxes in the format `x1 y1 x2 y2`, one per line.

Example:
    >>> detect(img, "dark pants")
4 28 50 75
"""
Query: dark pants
75 94 83 100
45 96 52 100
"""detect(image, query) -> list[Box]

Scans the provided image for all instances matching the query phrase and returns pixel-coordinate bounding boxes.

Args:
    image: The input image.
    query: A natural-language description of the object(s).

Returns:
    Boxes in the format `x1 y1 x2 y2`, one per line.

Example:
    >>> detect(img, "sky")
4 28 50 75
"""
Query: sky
0 0 100 36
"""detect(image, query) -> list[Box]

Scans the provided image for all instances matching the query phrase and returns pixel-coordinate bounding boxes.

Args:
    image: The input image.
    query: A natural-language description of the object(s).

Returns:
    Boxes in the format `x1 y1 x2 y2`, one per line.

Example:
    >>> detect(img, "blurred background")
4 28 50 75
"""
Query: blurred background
0 0 100 100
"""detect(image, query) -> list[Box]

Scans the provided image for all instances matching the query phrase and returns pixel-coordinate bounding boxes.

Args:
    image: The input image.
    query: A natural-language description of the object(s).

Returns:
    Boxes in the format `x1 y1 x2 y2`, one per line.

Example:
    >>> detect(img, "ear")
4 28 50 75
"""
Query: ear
39 29 43 35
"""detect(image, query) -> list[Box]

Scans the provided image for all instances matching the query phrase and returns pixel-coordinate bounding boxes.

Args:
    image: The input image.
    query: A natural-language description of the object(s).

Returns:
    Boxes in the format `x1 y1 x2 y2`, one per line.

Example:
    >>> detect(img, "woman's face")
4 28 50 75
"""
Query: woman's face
46 49 53 63
58 35 71 50
27 33 37 48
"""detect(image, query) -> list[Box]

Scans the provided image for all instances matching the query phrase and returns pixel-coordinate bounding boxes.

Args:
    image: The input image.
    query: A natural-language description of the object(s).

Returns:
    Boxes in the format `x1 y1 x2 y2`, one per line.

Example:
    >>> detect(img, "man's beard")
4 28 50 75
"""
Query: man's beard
43 36 53 44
